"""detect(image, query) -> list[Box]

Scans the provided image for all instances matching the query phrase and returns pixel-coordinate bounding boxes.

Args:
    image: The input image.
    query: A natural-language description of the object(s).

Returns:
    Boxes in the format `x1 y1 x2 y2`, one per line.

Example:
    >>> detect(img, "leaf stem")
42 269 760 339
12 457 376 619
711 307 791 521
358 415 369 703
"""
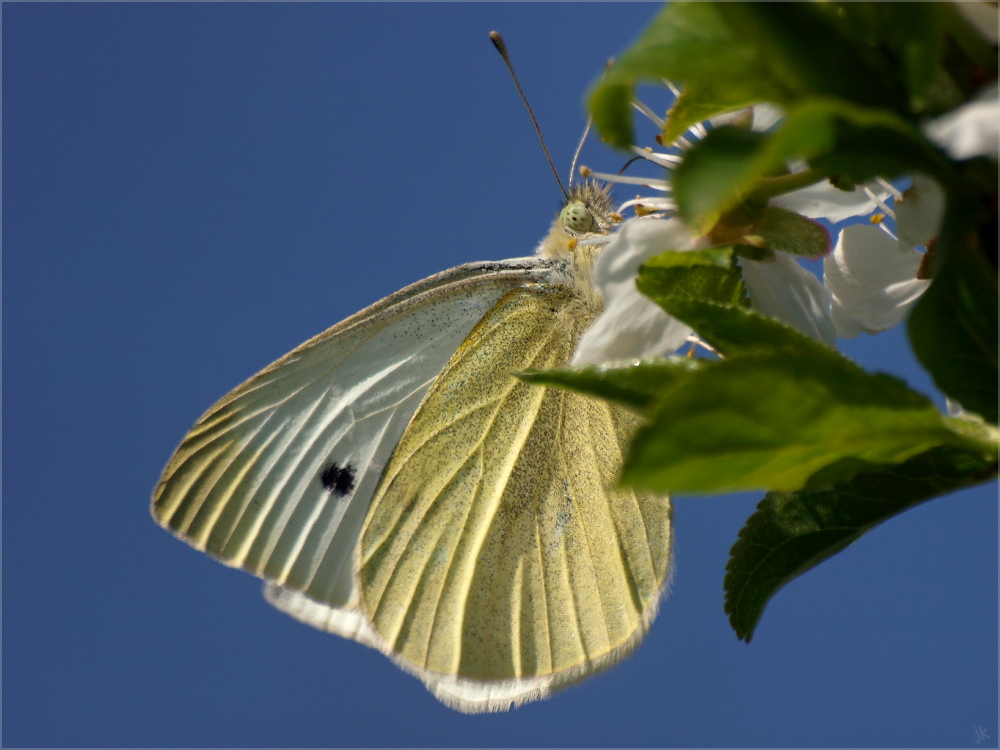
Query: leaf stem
748 169 826 203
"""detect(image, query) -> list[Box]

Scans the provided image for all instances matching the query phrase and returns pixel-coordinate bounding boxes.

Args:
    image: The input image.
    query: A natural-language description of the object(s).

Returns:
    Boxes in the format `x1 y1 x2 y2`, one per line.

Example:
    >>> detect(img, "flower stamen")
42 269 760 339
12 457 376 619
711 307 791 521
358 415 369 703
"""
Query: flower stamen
632 99 665 130
579 165 671 191
864 185 896 220
875 176 904 202
629 145 681 168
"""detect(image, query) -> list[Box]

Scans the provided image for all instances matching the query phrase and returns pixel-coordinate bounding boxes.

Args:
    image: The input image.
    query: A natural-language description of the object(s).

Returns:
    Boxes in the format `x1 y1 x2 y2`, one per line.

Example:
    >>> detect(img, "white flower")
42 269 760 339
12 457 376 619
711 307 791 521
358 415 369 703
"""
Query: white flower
573 214 844 365
741 253 838 346
821 173 941 339
571 85 953 365
572 218 697 364
824 224 930 338
923 81 999 161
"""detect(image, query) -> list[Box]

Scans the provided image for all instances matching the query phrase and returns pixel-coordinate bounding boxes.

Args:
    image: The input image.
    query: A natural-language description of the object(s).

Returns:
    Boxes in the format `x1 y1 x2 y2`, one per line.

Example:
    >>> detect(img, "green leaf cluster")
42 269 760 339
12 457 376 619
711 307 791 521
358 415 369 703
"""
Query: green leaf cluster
572 1 1000 640
591 2 994 150
532 4 1000 637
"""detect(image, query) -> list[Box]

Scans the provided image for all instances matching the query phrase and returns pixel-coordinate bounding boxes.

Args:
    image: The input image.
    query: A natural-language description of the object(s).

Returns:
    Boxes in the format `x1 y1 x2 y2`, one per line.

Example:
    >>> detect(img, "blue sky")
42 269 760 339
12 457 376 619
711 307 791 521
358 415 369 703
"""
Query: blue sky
4 4 996 747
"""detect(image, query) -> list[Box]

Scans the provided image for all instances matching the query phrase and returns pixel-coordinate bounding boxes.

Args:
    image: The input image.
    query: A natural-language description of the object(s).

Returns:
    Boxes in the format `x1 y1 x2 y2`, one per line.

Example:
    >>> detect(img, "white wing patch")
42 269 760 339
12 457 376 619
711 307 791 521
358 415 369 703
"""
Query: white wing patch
152 259 555 618
263 582 381 648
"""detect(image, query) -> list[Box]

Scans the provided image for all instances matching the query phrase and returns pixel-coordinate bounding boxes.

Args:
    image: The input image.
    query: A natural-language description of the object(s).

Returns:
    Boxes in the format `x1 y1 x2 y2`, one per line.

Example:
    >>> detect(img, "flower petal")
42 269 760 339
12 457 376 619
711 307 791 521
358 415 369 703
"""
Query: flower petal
572 217 697 364
895 173 945 249
823 224 930 338
742 253 837 346
591 217 698 296
709 102 784 132
771 180 890 223
750 103 785 132
923 82 999 161
572 291 692 364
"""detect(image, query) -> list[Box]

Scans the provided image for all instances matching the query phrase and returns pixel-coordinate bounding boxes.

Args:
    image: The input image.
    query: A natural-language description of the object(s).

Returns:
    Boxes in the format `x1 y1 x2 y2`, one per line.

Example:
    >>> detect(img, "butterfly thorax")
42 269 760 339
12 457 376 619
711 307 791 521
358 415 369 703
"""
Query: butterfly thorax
535 180 615 312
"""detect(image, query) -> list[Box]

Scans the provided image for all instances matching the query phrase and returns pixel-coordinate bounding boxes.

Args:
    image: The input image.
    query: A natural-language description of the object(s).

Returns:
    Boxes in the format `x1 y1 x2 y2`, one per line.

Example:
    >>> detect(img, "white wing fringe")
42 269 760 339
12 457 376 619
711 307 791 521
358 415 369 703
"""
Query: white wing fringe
264 545 673 714
263 582 381 648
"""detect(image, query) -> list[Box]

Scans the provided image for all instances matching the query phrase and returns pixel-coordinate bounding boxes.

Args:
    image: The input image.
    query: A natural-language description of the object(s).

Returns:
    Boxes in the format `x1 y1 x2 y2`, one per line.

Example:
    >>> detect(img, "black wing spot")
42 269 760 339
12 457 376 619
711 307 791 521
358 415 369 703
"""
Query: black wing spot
320 463 356 496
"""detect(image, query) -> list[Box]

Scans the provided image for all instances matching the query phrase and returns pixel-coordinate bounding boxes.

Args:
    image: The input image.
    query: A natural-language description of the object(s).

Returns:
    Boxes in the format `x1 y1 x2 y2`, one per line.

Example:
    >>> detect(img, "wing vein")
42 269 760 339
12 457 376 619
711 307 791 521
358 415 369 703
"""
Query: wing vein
592 414 646 618
606 403 655 575
229 388 335 566
451 318 570 675
419 448 488 669
534 507 555 674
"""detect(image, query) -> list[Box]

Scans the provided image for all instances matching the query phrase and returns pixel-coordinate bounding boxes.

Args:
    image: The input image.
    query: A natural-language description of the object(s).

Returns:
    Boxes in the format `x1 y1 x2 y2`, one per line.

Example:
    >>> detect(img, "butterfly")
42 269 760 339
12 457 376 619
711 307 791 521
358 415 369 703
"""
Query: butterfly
152 156 673 713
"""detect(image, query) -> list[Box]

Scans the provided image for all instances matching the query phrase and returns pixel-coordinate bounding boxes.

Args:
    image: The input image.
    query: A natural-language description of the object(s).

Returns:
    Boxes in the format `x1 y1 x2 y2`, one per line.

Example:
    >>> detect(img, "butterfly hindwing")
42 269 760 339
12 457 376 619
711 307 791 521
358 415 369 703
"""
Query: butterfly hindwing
357 284 673 712
262 581 381 647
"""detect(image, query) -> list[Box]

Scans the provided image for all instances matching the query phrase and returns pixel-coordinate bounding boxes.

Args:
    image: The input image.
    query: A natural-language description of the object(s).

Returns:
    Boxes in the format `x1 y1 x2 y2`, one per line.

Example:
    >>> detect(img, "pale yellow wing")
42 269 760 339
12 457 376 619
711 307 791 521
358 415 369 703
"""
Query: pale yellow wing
151 259 553 641
357 285 673 712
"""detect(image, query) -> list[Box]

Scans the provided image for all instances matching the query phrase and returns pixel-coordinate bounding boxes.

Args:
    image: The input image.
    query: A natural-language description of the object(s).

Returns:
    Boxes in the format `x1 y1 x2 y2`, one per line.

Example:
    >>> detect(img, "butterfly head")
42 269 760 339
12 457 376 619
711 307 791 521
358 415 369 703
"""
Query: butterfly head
561 179 616 236
560 201 594 233
535 179 617 310
539 179 616 260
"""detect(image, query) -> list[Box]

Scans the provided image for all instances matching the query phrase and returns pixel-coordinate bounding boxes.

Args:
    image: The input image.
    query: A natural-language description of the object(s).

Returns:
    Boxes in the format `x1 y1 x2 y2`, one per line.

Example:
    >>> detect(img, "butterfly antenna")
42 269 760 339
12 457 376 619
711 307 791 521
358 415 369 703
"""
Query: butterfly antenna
490 31 569 201
568 118 593 191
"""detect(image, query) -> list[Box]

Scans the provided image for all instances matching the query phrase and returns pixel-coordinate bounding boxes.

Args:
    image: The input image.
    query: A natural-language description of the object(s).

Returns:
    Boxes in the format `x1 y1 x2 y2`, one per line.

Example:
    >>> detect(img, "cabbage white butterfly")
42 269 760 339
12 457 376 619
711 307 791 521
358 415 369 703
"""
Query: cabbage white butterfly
152 37 673 714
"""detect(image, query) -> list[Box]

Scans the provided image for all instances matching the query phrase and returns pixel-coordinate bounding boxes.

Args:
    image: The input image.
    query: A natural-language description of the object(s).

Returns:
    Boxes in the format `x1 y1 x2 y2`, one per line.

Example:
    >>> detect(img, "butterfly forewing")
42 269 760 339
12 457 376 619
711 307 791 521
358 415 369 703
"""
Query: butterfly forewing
152 259 552 618
358 284 673 712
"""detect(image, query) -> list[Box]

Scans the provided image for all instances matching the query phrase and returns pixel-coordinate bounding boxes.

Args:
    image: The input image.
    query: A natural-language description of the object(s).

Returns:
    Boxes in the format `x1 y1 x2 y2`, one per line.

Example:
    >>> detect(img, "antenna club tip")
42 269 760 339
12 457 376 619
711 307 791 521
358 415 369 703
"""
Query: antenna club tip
579 165 593 177
489 31 507 53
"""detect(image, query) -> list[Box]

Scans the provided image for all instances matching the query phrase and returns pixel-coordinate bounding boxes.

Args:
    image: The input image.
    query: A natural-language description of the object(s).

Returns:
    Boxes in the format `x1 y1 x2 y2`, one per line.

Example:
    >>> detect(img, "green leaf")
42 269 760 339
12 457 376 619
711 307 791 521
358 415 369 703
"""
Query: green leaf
826 2 987 113
908 238 999 425
671 125 766 232
748 206 831 259
644 298 826 359
589 1 994 150
644 246 735 271
718 3 909 114
662 84 758 145
518 358 707 416
636 247 749 308
802 105 951 183
706 203 831 260
588 82 634 152
941 1 1000 85
588 2 786 148
724 445 998 642
621 348 993 494
730 243 776 263
588 1 957 149
877 2 947 111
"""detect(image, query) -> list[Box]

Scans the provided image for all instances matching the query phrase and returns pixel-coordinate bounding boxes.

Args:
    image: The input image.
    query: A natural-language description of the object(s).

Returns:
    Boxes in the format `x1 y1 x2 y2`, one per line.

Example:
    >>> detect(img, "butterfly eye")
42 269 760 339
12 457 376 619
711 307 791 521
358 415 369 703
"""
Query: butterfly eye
560 201 595 233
